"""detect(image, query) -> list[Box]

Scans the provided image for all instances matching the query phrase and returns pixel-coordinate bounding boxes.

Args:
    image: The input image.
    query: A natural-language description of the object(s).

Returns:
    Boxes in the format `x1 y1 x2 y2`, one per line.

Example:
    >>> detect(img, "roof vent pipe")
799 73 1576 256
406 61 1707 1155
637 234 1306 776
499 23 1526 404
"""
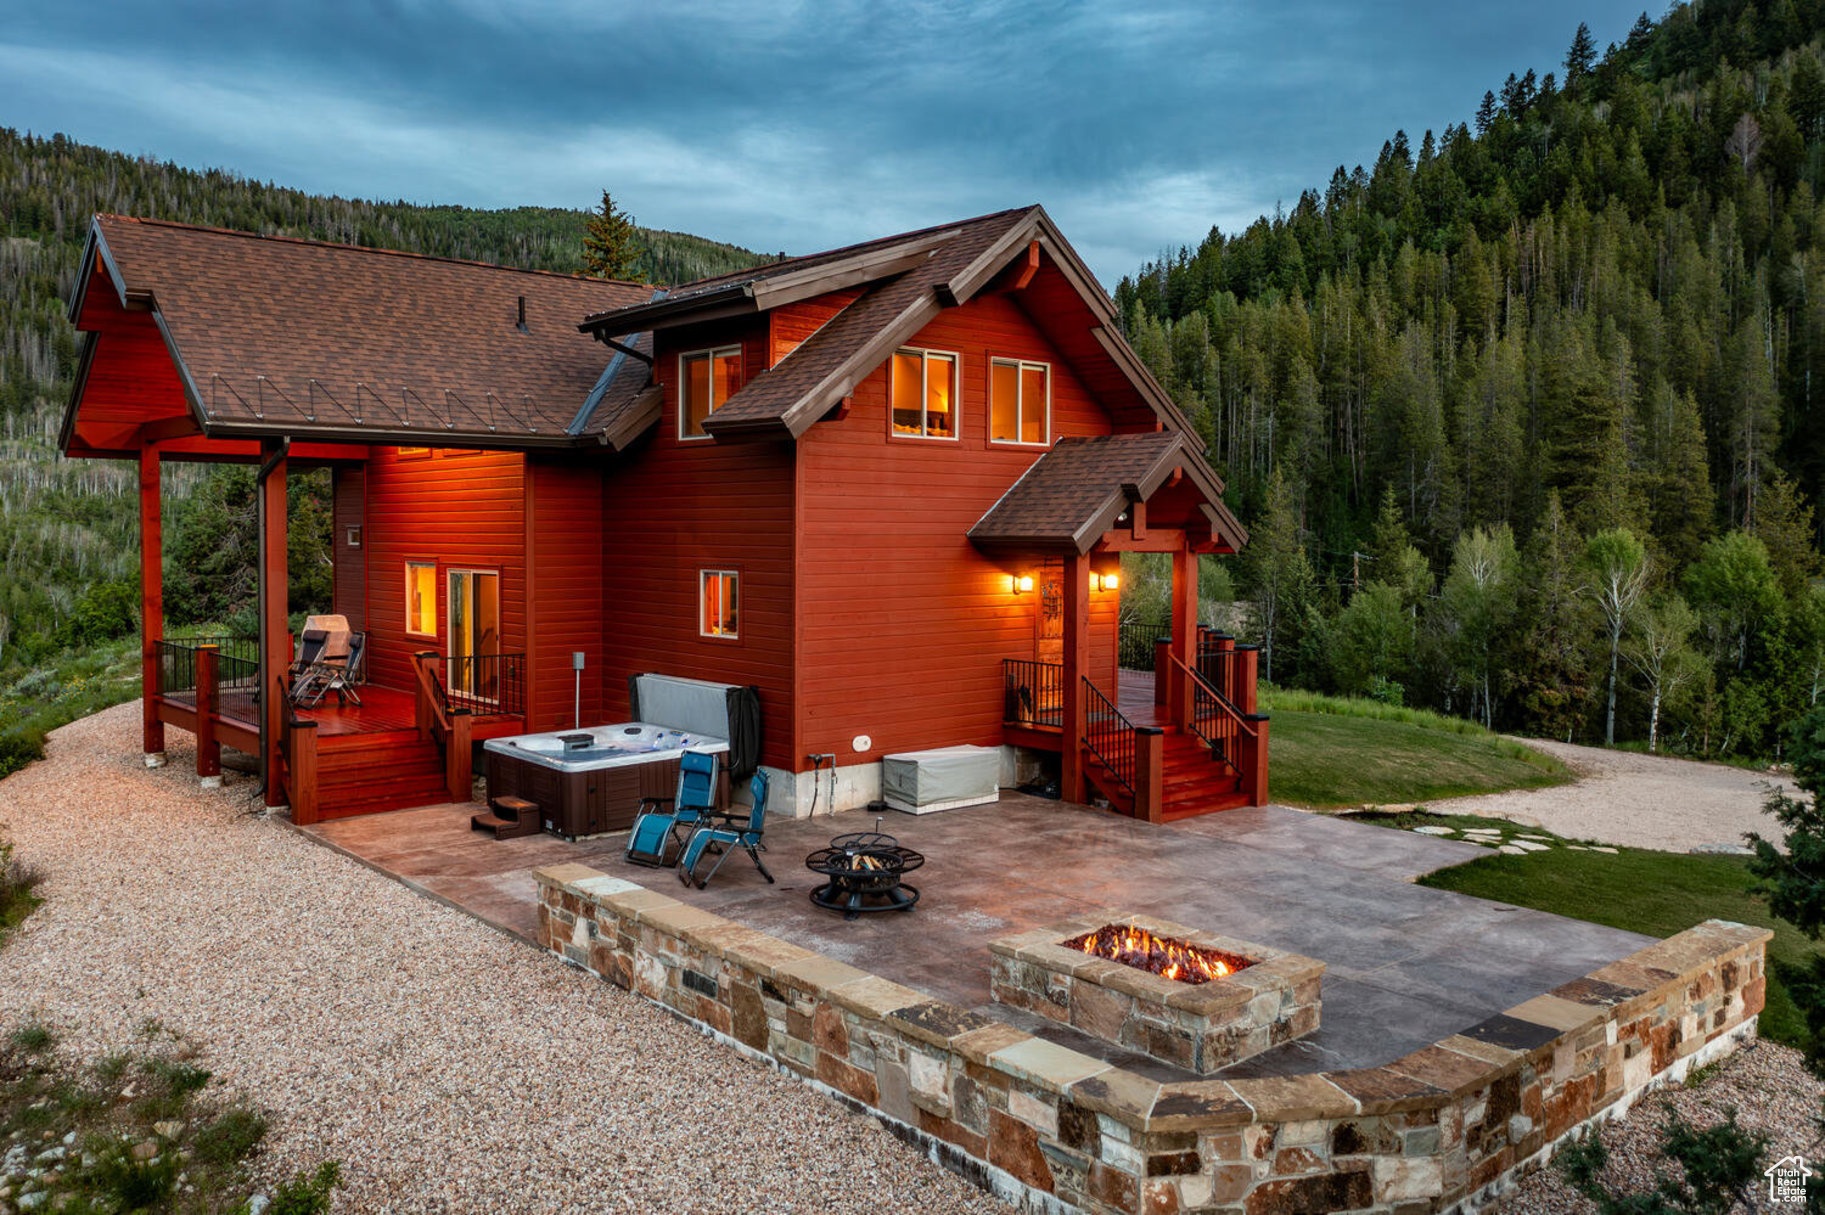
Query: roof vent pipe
516 295 528 334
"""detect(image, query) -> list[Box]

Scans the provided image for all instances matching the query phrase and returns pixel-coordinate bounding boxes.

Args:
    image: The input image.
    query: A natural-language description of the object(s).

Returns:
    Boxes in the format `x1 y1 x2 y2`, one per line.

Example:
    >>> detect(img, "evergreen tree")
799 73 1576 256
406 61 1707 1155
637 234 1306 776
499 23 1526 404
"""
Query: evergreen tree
1475 91 1498 136
581 189 646 282
1748 467 1821 597
1240 469 1314 684
1564 23 1599 87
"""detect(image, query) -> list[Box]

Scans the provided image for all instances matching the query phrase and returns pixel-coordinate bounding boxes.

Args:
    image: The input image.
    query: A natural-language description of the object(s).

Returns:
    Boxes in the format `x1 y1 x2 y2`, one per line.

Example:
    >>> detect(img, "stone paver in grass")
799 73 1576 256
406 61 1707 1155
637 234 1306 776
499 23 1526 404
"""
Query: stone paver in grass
1512 840 1551 852
1498 845 1529 855
1411 825 1456 836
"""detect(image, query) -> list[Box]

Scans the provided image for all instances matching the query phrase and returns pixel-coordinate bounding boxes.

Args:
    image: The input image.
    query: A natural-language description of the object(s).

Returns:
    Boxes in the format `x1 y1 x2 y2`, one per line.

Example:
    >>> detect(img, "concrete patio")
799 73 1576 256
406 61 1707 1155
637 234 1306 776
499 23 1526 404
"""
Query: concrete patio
304 794 1653 1082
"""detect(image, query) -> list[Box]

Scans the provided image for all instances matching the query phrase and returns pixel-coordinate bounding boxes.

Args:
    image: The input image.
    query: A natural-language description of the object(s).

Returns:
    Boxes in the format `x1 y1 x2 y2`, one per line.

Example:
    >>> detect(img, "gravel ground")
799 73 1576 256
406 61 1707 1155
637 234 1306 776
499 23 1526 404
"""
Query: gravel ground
1504 1037 1824 1214
1429 738 1796 853
0 704 1010 1214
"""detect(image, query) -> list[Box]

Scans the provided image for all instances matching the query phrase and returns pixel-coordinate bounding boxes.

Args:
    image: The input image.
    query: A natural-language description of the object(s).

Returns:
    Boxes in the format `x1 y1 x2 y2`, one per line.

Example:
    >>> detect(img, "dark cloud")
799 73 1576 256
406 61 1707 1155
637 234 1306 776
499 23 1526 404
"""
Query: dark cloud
0 0 1646 280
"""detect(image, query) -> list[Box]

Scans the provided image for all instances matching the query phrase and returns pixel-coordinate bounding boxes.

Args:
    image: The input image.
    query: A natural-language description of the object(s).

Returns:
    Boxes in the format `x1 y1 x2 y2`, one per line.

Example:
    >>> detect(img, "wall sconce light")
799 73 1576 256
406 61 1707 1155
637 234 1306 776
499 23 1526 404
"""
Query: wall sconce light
1011 573 1035 594
1094 572 1120 592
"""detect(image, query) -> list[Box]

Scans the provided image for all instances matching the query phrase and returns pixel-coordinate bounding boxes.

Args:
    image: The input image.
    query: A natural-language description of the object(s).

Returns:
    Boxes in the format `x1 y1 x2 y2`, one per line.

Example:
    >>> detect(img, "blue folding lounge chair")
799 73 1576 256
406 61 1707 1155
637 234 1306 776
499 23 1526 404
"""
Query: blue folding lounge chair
678 770 775 889
625 749 719 868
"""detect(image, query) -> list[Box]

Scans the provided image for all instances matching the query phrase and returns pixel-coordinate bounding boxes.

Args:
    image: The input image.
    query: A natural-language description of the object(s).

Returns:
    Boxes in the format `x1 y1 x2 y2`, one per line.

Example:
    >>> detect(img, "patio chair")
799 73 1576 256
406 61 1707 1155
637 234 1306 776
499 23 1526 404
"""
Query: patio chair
678 770 774 889
288 615 351 706
625 749 719 868
296 630 366 708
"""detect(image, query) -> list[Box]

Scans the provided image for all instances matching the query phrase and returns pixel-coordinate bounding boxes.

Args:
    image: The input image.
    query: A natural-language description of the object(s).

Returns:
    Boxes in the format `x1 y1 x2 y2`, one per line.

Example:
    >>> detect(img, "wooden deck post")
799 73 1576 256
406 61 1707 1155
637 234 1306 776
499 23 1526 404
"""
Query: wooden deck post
195 645 221 787
258 439 289 809
139 444 165 765
289 720 319 826
1153 637 1171 707
1242 714 1270 806
447 710 473 803
1235 645 1260 715
1170 544 1198 730
1134 726 1165 824
1060 551 1090 804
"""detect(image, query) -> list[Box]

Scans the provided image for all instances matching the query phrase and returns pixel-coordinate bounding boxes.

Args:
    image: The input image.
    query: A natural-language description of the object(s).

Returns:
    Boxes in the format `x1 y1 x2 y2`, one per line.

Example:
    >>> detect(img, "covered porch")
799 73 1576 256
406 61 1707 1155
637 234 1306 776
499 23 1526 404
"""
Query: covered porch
971 431 1266 822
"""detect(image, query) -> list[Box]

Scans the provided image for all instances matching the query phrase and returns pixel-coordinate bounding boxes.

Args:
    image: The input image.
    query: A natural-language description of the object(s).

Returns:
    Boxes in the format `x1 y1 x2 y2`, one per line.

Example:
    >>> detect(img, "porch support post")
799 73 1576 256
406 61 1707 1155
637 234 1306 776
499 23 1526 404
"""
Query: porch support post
1060 551 1091 805
139 444 165 764
1134 726 1165 824
1243 715 1271 806
1170 544 1198 730
258 439 289 809
195 645 221 786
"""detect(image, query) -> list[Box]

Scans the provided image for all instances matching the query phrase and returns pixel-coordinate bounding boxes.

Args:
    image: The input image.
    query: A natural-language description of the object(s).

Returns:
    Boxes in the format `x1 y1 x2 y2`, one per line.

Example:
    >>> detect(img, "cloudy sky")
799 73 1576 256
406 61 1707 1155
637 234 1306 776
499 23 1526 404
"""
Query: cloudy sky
0 0 1646 282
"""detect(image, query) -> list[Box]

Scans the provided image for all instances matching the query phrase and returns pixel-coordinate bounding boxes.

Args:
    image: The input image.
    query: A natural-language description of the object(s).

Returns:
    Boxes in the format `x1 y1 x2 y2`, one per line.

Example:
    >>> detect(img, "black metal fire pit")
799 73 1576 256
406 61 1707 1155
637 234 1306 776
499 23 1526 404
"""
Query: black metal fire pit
805 824 924 920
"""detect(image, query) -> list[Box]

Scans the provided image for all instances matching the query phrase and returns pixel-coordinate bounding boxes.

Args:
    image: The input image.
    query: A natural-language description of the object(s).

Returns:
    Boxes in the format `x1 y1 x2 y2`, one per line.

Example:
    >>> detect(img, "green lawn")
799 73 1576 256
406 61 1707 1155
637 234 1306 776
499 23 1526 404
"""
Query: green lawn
1267 706 1570 809
1360 811 1821 1051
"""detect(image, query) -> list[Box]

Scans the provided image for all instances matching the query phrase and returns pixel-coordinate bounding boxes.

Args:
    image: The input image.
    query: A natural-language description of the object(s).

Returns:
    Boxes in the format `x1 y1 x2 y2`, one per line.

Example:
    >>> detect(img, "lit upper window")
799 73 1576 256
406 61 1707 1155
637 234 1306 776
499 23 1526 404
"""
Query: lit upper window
680 347 743 439
890 348 958 439
700 569 738 638
406 561 437 636
989 358 1049 445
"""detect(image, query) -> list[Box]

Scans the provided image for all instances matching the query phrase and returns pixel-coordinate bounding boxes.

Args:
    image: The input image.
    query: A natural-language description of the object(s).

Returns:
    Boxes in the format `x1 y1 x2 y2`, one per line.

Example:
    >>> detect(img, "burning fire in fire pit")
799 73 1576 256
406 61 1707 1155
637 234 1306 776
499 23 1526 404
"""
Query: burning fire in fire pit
1063 924 1254 985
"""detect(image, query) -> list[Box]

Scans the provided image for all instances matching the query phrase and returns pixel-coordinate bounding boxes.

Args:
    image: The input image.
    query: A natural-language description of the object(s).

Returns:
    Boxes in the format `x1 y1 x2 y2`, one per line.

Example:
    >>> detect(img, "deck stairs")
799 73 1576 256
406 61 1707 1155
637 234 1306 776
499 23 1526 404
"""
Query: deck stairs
1081 723 1248 819
313 729 453 819
471 794 541 839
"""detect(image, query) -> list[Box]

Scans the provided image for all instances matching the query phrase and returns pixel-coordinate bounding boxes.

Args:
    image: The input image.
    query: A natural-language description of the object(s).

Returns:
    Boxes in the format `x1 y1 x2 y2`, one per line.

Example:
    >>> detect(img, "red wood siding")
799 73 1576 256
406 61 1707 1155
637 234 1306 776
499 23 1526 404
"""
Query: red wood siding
330 467 366 630
769 290 861 366
67 271 191 453
526 457 604 732
363 447 528 695
598 318 797 769
794 292 1119 766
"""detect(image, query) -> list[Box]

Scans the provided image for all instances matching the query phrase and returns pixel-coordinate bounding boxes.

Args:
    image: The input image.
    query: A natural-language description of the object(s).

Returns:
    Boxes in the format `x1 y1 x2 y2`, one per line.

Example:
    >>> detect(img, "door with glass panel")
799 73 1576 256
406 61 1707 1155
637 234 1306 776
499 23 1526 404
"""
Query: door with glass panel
446 569 501 705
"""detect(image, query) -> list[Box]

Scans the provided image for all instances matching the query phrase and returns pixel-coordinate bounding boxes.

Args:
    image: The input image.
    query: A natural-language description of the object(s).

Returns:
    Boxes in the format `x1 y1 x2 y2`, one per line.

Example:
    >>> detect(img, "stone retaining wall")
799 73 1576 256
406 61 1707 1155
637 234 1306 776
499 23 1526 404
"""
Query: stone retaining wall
535 862 1768 1215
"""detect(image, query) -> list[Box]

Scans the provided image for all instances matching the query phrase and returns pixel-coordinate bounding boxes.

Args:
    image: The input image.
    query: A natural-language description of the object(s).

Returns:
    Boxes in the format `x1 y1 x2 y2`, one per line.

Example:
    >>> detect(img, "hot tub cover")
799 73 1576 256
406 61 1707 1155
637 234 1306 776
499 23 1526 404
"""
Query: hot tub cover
628 673 762 778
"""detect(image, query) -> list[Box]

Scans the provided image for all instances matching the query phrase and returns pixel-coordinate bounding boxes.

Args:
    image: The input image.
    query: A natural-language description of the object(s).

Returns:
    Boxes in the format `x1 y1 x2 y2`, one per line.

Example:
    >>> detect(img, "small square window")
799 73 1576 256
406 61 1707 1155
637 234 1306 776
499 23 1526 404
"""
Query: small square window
890 348 958 439
406 561 437 637
700 569 738 638
989 358 1050 446
680 347 744 439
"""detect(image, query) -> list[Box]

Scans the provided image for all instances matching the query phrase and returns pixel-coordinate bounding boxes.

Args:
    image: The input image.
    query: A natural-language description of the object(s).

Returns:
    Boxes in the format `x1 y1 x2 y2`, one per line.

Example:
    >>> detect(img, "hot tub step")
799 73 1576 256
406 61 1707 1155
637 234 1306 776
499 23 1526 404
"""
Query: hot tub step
470 809 540 839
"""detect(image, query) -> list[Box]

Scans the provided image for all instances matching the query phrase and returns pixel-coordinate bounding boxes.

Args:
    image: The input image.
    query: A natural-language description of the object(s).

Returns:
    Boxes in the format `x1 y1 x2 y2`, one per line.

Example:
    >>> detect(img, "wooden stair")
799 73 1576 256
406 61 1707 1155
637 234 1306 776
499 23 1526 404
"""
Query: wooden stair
1157 730 1248 819
313 729 457 820
472 794 541 840
1080 728 1249 821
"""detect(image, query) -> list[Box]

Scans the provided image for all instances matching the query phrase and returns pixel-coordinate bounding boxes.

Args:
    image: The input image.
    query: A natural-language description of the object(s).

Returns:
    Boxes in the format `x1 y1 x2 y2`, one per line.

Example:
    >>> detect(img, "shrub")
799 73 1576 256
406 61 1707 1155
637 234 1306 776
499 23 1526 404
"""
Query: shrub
265 1161 341 1215
194 1107 268 1167
1557 1107 1766 1214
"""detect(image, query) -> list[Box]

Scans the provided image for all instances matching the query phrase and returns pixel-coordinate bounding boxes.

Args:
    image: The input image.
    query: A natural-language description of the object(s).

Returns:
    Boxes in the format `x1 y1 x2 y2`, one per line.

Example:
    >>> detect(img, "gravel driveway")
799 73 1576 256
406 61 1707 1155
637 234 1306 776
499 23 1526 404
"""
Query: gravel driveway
1428 738 1797 854
0 704 1009 1214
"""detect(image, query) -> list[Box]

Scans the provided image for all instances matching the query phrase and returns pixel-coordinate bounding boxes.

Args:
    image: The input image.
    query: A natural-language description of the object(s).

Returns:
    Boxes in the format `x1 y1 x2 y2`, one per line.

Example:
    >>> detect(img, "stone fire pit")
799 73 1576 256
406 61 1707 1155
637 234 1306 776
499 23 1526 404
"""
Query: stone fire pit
988 912 1324 1073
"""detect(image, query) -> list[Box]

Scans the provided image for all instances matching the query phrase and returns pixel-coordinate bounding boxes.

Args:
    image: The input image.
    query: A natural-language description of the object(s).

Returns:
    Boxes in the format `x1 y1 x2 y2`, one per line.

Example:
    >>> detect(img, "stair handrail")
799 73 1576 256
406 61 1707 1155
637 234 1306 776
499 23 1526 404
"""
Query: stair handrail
1165 651 1255 778
412 651 452 741
1081 676 1138 795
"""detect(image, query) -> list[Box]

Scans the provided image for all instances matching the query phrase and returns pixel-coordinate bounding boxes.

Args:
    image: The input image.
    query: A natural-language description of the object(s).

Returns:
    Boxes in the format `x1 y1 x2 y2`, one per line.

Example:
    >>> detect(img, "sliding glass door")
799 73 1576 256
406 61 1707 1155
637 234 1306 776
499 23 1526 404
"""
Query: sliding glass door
447 569 501 702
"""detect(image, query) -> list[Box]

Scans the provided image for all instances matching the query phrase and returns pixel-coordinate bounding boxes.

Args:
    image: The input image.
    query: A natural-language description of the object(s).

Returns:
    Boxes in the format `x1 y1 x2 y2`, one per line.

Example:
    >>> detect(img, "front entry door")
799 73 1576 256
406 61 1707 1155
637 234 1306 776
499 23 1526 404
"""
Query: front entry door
447 569 501 702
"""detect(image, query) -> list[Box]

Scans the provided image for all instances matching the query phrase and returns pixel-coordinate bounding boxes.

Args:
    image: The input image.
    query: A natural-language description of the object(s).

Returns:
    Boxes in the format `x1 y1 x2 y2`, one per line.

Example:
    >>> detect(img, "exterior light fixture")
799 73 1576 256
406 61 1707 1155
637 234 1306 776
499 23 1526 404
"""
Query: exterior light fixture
1095 572 1120 592
1012 574 1035 594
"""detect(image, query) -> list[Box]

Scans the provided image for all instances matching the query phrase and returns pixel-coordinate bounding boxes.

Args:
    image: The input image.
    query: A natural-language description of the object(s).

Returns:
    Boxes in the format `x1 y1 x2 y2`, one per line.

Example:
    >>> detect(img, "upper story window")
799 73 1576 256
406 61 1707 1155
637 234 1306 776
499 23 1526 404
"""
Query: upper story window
890 348 959 440
700 569 739 639
406 561 437 637
989 358 1050 446
679 346 743 440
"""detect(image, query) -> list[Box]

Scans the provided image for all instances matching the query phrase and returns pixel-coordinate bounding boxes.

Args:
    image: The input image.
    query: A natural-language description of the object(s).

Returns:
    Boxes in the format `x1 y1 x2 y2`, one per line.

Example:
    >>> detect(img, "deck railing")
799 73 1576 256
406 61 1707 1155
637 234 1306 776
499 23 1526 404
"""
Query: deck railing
155 636 260 696
1168 651 1257 781
1082 676 1137 795
416 651 526 719
1002 658 1063 728
1118 620 1170 672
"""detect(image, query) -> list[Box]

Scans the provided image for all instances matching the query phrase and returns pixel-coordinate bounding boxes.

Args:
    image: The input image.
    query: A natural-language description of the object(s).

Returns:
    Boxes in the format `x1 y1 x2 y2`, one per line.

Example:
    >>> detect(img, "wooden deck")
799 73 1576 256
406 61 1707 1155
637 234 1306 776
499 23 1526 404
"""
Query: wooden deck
163 683 420 738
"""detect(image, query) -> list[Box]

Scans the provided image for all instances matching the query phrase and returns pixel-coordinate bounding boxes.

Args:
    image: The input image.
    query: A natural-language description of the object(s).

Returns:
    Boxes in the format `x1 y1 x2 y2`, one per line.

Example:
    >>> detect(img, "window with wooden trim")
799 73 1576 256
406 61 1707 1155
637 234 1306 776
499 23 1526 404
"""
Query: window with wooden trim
700 570 739 638
889 348 959 439
679 346 744 439
405 561 437 637
989 358 1050 446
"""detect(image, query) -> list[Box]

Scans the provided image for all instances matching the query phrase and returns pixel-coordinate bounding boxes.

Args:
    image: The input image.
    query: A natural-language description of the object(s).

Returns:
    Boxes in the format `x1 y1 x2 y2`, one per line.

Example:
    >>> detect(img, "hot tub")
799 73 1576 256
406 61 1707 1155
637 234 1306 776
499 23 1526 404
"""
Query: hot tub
484 723 729 839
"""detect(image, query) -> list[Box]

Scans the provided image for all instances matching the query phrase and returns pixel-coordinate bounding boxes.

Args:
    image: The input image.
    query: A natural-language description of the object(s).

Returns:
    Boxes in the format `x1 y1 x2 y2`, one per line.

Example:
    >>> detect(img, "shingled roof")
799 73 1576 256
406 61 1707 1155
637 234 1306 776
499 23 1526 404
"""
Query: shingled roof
65 216 654 451
969 432 1248 554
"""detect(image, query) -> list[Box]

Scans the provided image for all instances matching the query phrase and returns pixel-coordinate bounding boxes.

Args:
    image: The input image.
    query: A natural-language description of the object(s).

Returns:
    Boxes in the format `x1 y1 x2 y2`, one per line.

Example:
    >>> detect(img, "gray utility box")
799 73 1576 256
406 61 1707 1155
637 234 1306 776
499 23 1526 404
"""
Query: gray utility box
882 745 1000 815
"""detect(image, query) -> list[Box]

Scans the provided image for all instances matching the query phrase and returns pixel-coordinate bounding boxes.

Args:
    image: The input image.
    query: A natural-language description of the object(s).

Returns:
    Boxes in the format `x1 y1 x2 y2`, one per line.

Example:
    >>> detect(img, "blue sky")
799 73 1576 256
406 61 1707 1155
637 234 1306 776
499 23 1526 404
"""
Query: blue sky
0 0 1647 282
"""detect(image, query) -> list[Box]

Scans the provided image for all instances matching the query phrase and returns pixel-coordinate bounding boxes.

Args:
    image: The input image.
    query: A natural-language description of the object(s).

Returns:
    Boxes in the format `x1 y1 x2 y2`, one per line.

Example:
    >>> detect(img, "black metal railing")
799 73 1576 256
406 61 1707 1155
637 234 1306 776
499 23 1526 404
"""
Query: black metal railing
155 636 260 696
1002 658 1063 727
1174 653 1253 779
1082 676 1137 794
425 652 526 718
1118 620 1170 672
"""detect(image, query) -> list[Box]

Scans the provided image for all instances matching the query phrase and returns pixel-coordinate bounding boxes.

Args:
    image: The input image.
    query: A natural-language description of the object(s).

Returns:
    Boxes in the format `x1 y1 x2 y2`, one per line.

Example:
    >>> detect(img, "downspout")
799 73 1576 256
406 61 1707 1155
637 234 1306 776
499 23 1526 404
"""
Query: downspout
256 437 290 801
